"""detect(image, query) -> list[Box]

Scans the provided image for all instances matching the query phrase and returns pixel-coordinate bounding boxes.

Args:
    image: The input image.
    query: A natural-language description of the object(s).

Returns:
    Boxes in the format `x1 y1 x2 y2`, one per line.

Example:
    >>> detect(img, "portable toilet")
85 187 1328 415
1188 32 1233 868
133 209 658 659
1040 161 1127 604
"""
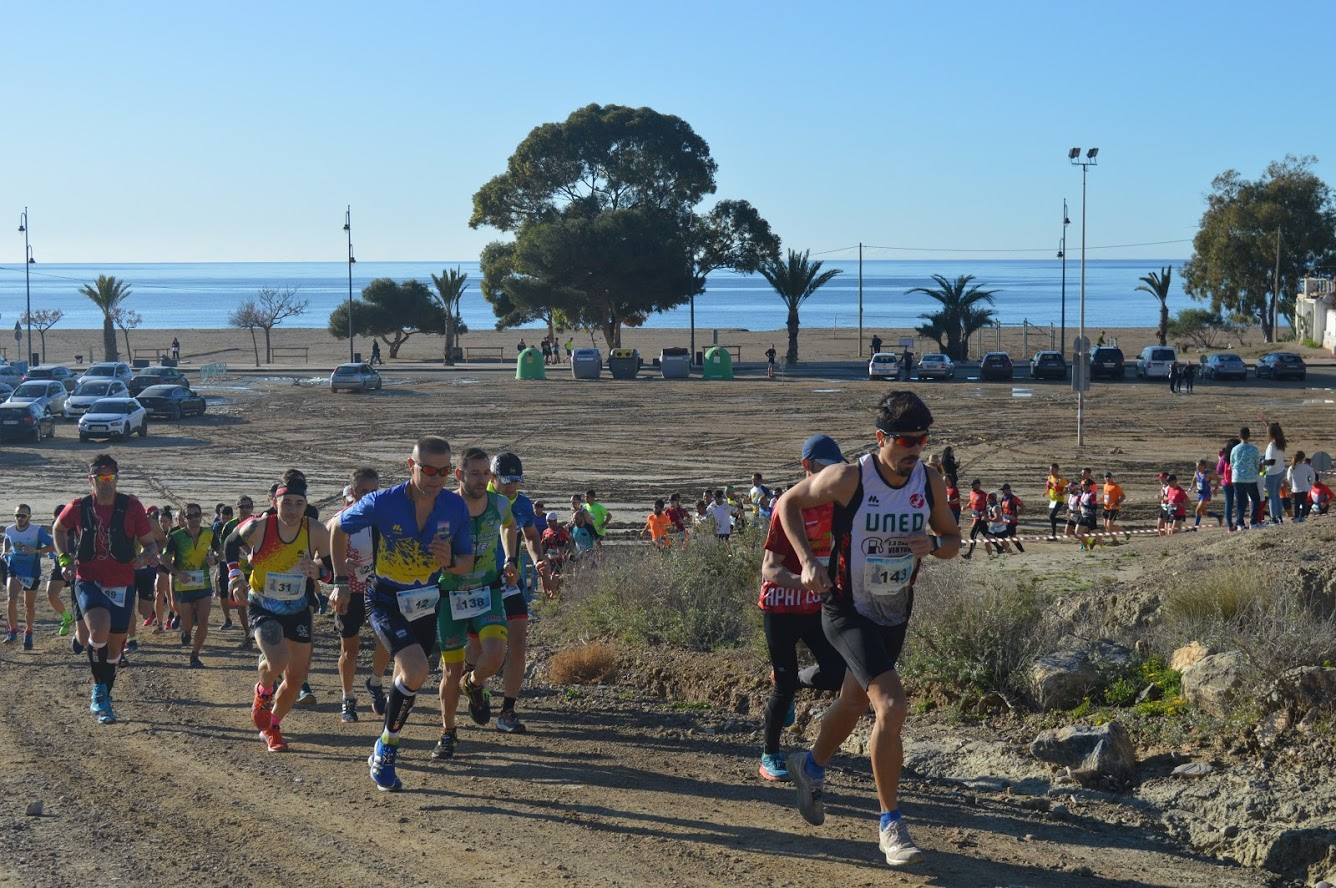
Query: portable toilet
702 346 733 380
660 347 690 379
608 347 642 380
515 347 545 380
571 348 602 379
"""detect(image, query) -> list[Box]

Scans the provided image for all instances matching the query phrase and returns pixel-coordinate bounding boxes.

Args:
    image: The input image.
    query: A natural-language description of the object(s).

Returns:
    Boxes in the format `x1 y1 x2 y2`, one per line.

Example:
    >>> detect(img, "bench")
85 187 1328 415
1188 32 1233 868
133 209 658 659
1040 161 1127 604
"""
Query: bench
717 345 742 363
269 346 309 362
462 346 506 362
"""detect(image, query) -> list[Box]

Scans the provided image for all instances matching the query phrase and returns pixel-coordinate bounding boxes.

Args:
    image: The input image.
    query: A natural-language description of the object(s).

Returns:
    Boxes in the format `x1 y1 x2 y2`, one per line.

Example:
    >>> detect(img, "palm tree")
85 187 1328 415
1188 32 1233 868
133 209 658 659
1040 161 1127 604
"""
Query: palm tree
758 249 842 364
1136 266 1173 346
78 275 133 361
908 274 999 361
430 268 469 364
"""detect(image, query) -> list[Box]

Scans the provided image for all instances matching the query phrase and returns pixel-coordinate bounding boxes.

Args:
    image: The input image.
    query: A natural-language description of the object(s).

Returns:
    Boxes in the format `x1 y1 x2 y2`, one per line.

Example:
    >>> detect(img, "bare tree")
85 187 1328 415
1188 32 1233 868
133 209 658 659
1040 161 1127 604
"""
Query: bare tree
254 287 308 363
111 307 142 362
228 300 265 367
20 309 64 363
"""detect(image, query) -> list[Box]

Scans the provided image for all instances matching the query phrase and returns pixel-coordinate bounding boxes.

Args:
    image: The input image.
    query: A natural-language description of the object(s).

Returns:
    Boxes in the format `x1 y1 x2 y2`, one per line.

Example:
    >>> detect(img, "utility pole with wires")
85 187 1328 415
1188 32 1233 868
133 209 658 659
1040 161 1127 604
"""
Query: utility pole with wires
857 242 863 358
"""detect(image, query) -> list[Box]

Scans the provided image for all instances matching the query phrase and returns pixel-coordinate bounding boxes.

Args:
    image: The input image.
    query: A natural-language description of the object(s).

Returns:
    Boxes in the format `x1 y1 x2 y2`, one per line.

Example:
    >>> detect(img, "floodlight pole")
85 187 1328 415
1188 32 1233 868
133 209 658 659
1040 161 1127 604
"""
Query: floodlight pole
858 242 863 358
1059 200 1069 362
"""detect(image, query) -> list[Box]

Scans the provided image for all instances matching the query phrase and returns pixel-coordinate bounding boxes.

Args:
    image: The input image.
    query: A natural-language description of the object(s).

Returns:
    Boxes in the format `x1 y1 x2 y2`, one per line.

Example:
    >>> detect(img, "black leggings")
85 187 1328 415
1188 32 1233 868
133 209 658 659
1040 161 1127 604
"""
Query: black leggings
762 611 846 755
1048 502 1061 536
968 518 988 540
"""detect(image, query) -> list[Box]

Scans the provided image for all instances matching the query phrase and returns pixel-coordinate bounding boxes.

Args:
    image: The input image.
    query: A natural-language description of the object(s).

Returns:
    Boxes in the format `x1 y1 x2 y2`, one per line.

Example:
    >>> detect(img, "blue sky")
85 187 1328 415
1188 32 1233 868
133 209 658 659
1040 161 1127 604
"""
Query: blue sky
3 1 1332 263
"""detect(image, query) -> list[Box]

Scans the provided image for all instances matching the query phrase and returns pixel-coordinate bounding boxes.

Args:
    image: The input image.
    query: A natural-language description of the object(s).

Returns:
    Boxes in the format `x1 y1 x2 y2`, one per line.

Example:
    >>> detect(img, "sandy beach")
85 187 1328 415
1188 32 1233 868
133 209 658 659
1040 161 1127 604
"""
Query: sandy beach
8 323 1326 370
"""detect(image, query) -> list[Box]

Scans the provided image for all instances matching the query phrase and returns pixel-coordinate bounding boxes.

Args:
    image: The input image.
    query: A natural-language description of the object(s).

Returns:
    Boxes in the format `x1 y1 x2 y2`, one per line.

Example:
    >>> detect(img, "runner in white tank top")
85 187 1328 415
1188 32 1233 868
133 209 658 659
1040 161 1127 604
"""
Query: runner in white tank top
774 391 961 869
328 469 392 724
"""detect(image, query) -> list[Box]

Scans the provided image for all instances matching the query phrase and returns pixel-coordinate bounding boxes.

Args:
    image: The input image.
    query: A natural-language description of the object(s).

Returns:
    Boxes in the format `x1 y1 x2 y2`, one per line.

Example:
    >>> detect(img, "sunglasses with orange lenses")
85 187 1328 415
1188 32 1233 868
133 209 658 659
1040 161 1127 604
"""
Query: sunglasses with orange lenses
888 432 930 448
410 458 454 477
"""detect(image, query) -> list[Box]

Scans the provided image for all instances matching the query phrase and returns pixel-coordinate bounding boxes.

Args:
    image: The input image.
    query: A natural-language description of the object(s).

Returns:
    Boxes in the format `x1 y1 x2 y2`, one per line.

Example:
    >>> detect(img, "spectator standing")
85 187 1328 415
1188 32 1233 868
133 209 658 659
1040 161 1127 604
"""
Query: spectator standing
1218 439 1238 531
1288 452 1315 522
944 475 961 525
540 338 552 365
1229 427 1262 530
1263 422 1288 524
171 337 181 362
869 334 882 356
564 336 574 360
1167 362 1180 393
370 340 382 366
940 446 959 480
1183 362 1195 394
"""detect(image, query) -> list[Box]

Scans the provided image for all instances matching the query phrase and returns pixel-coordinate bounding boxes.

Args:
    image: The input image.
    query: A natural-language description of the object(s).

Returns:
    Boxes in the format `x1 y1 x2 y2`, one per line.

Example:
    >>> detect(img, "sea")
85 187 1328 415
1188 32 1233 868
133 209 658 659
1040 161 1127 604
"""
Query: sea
0 259 1192 333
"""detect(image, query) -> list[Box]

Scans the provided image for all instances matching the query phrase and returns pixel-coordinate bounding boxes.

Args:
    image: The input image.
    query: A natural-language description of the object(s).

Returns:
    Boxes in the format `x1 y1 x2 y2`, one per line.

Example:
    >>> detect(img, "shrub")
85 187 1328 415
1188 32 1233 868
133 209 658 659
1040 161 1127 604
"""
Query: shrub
552 525 764 652
902 565 1054 698
549 642 619 685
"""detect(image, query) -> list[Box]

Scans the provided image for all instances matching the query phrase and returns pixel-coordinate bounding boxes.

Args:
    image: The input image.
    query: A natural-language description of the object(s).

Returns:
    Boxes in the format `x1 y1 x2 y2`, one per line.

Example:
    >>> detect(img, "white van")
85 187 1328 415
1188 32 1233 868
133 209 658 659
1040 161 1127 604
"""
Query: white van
1136 345 1177 379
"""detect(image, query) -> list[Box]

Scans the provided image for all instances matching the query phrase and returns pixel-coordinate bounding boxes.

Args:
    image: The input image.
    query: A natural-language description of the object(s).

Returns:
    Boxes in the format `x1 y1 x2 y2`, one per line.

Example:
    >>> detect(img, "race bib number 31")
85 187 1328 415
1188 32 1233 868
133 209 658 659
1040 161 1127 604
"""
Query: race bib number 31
264 571 307 601
448 586 491 621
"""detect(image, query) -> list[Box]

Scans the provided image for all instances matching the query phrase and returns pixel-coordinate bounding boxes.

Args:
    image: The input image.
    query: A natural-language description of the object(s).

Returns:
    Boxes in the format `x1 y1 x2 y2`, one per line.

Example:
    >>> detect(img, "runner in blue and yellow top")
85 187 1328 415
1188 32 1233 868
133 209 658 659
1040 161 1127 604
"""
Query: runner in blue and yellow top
237 476 333 753
432 447 520 760
164 502 218 669
484 451 547 735
332 436 474 792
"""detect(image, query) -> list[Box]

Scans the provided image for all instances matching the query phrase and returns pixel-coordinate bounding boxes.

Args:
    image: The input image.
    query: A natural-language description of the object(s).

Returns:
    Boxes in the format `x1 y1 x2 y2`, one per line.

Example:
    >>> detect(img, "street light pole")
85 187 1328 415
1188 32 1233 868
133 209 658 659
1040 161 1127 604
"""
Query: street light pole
1069 147 1099 448
1059 200 1069 361
18 208 32 366
344 206 355 363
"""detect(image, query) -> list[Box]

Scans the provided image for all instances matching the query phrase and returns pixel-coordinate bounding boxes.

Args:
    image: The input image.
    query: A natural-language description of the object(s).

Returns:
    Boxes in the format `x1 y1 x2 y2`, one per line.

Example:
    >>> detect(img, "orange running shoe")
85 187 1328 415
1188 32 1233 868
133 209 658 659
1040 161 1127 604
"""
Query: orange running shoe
251 684 273 731
261 725 288 752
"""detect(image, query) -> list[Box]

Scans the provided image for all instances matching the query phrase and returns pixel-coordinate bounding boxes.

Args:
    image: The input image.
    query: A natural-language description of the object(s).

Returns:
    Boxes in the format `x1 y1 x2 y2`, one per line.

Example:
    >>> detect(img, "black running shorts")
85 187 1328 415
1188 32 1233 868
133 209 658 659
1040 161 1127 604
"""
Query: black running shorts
334 593 366 639
248 600 313 644
822 601 908 690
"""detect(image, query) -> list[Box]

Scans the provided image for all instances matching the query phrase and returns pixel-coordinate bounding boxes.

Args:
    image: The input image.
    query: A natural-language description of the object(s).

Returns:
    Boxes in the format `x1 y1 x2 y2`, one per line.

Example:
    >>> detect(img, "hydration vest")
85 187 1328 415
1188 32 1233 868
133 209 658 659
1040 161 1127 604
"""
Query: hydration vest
76 494 136 564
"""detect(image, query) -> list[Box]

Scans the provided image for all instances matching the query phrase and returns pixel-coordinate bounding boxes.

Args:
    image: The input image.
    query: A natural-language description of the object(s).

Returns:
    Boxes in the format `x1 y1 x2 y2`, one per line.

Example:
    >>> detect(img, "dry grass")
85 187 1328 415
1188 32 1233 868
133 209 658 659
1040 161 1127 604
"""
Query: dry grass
549 642 620 685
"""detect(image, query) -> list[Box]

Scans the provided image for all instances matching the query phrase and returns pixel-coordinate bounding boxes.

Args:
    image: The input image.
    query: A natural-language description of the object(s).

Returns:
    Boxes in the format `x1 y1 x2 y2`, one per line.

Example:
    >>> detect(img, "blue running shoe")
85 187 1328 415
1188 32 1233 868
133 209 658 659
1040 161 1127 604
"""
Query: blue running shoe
759 753 790 782
784 700 796 728
99 698 118 724
90 684 109 719
368 739 402 792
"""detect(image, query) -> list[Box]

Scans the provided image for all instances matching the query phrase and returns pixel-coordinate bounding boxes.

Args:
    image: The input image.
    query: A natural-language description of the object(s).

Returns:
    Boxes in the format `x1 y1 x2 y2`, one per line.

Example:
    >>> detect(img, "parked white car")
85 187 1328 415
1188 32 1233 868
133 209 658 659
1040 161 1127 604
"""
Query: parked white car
867 352 901 380
77 362 134 388
78 398 148 441
1136 346 1177 379
64 379 131 418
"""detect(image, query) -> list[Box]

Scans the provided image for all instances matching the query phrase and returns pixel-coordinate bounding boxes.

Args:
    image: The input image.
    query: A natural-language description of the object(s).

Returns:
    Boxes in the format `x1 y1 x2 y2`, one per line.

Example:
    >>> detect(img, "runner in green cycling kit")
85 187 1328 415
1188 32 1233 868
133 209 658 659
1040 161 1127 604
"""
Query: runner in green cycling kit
433 447 517 760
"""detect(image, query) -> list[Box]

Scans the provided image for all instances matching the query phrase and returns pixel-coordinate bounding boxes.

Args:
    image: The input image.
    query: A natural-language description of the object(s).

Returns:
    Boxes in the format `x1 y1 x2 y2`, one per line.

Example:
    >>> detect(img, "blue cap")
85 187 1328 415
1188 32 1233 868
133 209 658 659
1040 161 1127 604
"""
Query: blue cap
801 434 846 466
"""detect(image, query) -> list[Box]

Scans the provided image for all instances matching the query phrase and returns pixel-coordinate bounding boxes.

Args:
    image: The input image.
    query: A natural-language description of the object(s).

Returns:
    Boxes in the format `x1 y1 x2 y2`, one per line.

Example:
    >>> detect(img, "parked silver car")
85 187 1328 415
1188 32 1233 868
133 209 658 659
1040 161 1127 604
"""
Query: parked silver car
64 379 131 418
916 353 956 380
329 362 382 393
77 361 135 388
6 379 68 415
24 364 78 392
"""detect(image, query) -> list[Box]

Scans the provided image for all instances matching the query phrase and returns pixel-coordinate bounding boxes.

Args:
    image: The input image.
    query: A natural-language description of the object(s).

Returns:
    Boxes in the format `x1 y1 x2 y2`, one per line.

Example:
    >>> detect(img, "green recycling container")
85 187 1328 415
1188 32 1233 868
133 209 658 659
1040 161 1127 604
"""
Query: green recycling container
515 347 545 380
702 346 733 380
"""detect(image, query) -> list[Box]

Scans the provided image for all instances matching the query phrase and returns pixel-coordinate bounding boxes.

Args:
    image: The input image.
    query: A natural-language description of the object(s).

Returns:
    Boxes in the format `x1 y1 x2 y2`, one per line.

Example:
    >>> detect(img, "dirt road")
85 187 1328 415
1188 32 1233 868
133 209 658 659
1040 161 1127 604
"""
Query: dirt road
1 365 1321 886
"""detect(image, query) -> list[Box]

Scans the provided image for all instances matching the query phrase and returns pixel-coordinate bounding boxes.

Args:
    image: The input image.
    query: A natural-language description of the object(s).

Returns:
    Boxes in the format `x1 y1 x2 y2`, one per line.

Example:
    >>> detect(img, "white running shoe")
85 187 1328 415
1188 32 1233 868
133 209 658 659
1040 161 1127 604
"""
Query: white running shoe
879 819 923 866
786 751 825 826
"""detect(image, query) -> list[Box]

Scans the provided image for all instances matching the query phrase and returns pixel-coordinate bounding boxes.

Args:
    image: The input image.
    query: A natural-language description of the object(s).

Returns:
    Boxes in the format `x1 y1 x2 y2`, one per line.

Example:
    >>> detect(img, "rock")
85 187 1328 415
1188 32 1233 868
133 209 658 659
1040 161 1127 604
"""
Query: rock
1136 683 1163 704
1169 641 1213 673
1258 827 1336 880
1029 649 1099 711
1271 666 1336 711
1029 722 1137 786
24 801 43 817
1254 709 1290 748
1181 651 1246 717
1089 639 1134 671
1170 761 1214 778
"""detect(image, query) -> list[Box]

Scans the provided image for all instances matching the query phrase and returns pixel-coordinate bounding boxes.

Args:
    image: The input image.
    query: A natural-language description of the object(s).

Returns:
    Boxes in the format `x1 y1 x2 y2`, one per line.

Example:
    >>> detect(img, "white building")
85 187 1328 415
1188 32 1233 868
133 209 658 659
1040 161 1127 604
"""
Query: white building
1295 276 1336 353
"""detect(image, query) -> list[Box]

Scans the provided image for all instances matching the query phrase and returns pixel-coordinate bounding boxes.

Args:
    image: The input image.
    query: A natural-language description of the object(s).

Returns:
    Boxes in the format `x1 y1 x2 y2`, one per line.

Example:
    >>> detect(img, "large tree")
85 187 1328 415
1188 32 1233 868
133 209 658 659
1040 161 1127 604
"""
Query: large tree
228 300 265 367
78 275 132 361
1182 156 1336 342
758 249 842 365
329 278 442 358
112 307 142 362
1136 266 1174 346
471 103 775 349
430 268 470 364
909 274 999 361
